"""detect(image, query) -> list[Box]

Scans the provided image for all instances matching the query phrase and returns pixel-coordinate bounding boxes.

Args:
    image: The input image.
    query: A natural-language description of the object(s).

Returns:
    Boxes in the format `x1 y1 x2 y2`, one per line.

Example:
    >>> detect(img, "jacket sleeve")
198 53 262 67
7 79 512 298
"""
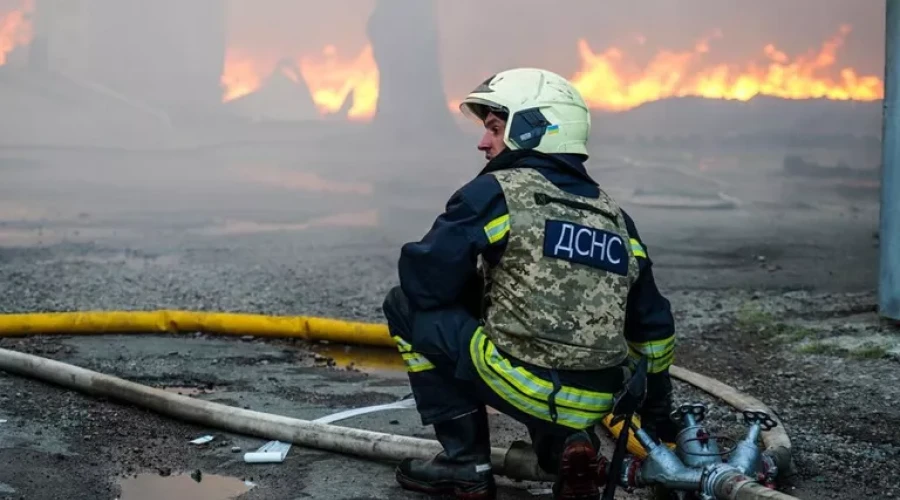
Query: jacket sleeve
622 211 676 375
397 176 509 311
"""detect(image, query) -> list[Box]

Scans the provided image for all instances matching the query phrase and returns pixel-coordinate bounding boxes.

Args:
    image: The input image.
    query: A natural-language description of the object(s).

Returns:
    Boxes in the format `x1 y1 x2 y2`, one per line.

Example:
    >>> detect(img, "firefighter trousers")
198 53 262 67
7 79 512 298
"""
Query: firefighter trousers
382 286 627 473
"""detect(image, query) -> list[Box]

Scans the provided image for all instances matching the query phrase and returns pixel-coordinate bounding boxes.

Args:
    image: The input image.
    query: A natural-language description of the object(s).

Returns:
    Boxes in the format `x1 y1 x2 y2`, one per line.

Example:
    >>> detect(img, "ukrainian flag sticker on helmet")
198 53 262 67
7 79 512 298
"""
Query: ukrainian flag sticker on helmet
547 124 560 135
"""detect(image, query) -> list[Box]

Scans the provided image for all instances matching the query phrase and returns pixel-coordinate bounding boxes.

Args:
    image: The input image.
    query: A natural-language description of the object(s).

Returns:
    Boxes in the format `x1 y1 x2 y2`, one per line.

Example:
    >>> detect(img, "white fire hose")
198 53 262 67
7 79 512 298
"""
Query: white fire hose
0 347 801 500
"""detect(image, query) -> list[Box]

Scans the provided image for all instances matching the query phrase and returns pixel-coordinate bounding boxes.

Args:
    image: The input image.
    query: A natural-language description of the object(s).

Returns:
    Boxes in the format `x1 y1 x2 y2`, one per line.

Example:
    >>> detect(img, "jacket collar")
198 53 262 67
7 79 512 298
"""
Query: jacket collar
477 149 598 186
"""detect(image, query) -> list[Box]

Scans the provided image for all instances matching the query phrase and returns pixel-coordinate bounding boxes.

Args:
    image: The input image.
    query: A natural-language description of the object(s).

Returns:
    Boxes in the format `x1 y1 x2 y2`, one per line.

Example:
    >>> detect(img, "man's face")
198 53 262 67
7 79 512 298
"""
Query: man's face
477 112 507 161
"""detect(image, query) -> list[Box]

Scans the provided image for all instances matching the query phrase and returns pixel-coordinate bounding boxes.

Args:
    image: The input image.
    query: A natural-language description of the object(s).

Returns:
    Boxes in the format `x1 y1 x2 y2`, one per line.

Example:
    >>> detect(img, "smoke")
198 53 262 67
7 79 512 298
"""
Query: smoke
4 0 882 118
226 0 374 57
224 0 885 103
0 0 887 254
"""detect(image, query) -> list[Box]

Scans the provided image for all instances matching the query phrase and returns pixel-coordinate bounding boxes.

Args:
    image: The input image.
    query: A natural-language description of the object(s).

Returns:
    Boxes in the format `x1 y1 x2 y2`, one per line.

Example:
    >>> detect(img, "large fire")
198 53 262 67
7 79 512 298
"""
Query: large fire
221 44 379 120
220 49 270 102
571 25 884 112
0 0 33 66
224 24 881 120
298 44 379 120
0 2 887 119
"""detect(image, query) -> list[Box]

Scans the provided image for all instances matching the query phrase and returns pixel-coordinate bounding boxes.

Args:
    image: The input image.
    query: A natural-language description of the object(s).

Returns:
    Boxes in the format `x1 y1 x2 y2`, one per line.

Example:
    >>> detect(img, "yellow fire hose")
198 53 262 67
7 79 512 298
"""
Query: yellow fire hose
0 310 789 463
0 310 394 346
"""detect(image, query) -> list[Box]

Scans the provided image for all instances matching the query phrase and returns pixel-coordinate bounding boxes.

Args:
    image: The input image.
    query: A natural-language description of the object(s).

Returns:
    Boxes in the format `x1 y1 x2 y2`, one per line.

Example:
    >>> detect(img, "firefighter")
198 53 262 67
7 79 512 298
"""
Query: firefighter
382 67 677 500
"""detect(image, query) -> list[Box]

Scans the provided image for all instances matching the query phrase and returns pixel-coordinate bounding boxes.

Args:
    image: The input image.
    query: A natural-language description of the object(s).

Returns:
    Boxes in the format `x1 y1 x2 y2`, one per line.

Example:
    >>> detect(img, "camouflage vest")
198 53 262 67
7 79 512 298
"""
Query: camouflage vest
482 168 640 370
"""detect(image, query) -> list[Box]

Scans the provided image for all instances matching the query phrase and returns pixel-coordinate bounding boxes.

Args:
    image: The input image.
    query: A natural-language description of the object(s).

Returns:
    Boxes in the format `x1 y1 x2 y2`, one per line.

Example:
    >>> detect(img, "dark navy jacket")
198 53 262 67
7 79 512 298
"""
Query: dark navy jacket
397 149 676 374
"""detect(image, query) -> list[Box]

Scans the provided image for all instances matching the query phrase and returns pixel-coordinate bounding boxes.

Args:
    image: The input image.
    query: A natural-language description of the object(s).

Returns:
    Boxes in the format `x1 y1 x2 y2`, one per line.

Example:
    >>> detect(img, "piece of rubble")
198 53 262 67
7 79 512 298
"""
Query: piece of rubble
243 440 291 464
190 435 214 445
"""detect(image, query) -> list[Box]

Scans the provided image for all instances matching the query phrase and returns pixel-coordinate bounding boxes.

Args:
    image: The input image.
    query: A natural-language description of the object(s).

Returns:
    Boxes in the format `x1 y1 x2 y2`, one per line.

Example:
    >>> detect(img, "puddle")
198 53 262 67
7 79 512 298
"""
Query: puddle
117 472 253 500
311 344 406 377
309 344 505 416
197 209 378 236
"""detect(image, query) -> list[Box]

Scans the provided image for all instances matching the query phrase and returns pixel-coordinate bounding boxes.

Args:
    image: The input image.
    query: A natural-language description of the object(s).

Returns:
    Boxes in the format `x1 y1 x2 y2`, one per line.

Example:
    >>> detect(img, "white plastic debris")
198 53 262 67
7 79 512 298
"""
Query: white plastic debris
189 435 214 445
243 440 292 463
239 396 417 464
311 397 417 424
0 419 7 424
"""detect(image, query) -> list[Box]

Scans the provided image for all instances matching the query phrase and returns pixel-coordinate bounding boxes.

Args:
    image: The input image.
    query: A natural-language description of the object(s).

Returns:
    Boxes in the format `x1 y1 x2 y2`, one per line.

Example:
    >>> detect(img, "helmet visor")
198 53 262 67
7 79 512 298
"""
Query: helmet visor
459 97 509 123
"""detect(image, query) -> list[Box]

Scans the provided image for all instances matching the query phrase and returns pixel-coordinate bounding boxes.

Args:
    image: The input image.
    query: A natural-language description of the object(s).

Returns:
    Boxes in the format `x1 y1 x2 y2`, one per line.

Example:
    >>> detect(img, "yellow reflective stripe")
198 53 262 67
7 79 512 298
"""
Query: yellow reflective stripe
407 357 436 372
628 350 674 374
393 336 435 372
627 336 675 374
393 336 413 353
469 330 609 429
474 343 601 428
484 214 510 244
627 336 675 357
471 334 594 428
630 238 647 258
479 333 613 412
400 352 435 372
654 350 674 372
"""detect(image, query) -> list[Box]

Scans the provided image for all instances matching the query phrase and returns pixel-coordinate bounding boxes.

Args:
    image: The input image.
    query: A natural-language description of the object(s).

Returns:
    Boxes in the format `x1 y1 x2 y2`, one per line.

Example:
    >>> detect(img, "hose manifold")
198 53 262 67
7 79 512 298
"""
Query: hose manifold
701 463 743 500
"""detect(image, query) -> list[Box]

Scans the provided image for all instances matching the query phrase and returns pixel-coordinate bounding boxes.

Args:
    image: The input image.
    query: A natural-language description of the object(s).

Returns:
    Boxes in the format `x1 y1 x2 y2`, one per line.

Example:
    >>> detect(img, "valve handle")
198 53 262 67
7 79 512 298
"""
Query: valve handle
742 409 778 431
670 402 707 424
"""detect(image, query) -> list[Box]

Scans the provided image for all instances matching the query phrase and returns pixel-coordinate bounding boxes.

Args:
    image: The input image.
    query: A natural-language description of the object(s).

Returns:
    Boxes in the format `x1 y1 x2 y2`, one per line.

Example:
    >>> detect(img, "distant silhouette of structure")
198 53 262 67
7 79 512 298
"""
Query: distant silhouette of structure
366 0 458 139
226 59 320 122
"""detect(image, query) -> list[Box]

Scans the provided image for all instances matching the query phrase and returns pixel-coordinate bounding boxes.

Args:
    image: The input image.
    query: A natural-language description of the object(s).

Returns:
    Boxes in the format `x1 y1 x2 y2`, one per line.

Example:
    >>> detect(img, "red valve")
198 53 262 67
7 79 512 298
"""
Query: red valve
696 428 711 446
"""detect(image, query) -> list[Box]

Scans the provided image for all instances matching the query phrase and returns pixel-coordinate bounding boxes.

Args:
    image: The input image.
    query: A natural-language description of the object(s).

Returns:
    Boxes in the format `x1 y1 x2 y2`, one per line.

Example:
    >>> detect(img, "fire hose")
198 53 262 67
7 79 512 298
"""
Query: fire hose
0 311 799 499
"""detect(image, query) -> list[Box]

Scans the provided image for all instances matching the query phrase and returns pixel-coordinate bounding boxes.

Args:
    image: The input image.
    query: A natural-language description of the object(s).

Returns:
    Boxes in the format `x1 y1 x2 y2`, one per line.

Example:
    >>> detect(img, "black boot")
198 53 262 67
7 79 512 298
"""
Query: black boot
552 430 602 500
396 408 496 499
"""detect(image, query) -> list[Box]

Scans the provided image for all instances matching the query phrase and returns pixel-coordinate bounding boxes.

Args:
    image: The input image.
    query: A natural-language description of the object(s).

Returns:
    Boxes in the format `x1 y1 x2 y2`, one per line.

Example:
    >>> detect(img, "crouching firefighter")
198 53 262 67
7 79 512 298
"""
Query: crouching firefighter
382 67 677 500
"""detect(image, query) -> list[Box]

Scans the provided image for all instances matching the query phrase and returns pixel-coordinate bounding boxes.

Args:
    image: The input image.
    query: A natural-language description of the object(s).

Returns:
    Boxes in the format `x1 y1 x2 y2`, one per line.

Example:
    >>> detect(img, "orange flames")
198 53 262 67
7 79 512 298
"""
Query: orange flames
221 44 379 120
227 24 881 120
220 49 270 102
298 44 379 120
0 2 888 120
571 25 883 112
0 0 33 66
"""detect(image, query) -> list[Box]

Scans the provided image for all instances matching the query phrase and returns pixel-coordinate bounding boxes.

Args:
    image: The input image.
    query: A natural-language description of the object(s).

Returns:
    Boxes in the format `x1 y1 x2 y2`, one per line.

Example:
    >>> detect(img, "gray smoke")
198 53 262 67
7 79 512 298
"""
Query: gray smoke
0 0 886 251
226 0 884 102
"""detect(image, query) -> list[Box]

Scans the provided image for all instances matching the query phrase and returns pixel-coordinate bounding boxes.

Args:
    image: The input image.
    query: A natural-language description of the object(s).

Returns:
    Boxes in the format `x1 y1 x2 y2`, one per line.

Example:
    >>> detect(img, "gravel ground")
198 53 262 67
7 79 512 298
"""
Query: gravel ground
0 150 897 499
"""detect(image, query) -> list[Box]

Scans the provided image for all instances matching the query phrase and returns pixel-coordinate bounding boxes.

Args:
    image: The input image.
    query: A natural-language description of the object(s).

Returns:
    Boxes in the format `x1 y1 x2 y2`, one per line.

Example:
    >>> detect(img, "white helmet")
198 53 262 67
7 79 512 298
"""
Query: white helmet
459 67 591 156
